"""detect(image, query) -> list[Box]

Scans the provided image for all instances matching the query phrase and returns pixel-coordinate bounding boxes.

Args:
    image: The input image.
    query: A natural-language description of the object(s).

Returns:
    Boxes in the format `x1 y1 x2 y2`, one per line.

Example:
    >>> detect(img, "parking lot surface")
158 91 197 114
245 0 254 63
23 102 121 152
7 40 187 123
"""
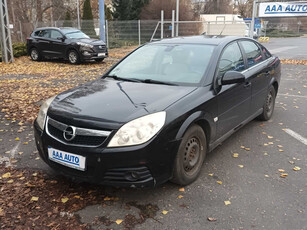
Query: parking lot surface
0 41 306 229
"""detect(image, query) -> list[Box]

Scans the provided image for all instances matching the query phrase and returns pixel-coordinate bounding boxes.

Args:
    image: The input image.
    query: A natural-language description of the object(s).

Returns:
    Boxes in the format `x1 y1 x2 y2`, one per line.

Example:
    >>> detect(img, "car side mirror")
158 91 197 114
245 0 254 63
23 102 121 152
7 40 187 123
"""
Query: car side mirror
221 71 245 85
57 37 65 42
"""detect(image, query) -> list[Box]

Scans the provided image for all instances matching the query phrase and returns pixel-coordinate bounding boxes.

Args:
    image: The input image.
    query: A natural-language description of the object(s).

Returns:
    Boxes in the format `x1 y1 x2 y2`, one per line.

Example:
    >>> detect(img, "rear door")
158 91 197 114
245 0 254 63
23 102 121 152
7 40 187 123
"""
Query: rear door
216 41 251 137
33 29 50 55
239 40 271 115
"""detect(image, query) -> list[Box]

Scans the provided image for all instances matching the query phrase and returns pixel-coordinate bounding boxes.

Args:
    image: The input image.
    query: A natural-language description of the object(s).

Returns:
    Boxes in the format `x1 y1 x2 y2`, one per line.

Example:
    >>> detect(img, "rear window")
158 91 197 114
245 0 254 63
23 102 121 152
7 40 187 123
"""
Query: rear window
34 30 49 38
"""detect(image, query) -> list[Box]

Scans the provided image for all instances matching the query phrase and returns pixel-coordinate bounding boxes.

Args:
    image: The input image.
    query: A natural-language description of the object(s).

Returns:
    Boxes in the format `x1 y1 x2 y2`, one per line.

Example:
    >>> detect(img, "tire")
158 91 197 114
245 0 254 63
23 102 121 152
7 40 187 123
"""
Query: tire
95 58 104 62
30 48 42 61
171 124 207 186
258 85 276 121
68 50 81 64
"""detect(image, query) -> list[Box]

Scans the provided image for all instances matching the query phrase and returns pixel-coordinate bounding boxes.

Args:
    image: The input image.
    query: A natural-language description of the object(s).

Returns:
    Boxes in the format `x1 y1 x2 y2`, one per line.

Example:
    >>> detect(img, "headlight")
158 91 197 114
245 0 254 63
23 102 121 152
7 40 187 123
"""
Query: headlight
108 111 166 147
36 96 56 130
76 42 93 48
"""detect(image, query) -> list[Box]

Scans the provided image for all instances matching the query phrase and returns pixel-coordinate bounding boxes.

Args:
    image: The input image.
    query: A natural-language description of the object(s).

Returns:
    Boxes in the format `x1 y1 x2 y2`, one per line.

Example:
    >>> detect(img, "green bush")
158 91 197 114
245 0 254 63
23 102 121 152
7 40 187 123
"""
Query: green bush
0 42 27 62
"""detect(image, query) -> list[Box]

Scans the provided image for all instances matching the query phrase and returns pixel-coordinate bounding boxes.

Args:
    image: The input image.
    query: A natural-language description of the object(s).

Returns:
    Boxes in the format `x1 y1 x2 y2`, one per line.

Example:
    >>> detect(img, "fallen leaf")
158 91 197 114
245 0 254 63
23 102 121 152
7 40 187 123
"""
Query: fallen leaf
32 173 38 177
278 149 284 152
7 179 14 184
162 210 168 215
267 136 274 139
23 142 28 145
31 196 39 201
240 146 245 149
264 175 269 178
2 172 11 178
15 137 20 141
238 165 244 168
179 188 185 192
115 219 123 225
74 195 81 199
244 147 251 151
278 169 285 172
264 143 268 146
233 153 239 158
280 173 288 178
217 181 222 184
288 161 294 164
268 142 273 145
61 197 69 203
178 195 183 199
293 166 301 171
277 145 283 148
224 200 231 205
208 173 214 176
207 217 217 222
264 152 268 156
18 151 23 155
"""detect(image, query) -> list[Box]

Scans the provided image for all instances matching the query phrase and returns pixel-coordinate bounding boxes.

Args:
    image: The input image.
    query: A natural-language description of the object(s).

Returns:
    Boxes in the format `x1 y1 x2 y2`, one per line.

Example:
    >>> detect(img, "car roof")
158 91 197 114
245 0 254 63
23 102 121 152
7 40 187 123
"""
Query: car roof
151 35 250 46
33 27 79 33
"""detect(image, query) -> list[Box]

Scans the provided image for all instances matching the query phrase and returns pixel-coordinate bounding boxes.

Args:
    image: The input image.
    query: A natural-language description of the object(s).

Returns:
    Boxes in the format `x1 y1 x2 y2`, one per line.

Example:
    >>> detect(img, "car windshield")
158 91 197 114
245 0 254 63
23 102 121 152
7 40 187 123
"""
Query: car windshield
108 44 215 85
64 30 89 39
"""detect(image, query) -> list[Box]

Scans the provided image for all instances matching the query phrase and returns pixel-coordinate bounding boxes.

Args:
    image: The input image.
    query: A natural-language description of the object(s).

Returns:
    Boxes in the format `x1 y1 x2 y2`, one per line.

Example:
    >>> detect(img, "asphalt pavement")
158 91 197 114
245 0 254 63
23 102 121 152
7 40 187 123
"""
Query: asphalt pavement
0 38 306 230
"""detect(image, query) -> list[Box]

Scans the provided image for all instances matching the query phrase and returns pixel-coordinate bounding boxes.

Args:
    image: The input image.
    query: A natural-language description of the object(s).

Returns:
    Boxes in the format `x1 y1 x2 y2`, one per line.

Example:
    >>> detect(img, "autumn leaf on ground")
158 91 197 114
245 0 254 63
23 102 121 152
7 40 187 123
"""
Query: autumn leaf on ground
31 197 39 201
233 153 239 158
207 217 217 222
244 147 251 151
267 136 274 139
23 142 28 145
238 165 244 168
217 181 222 184
240 146 245 149
162 210 168 215
279 149 284 152
7 179 14 184
264 152 268 156
0 208 5 217
208 173 214 176
293 166 301 171
280 173 288 178
178 195 183 199
278 169 285 172
224 200 231 205
2 172 11 178
179 188 185 192
61 197 69 203
115 219 123 225
15 137 20 141
277 145 283 148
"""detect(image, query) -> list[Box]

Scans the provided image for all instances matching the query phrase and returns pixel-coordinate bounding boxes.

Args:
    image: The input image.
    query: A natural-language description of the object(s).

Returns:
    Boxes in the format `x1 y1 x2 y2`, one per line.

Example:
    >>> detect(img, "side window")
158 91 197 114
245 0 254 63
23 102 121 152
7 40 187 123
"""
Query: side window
260 45 272 59
218 42 245 76
35 30 49 38
241 40 263 68
50 30 63 39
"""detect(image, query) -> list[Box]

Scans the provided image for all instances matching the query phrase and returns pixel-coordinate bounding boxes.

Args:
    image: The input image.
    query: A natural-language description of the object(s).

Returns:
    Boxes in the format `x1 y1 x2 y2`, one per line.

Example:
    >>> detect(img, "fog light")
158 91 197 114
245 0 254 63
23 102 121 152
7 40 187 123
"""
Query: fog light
83 51 91 56
125 171 140 181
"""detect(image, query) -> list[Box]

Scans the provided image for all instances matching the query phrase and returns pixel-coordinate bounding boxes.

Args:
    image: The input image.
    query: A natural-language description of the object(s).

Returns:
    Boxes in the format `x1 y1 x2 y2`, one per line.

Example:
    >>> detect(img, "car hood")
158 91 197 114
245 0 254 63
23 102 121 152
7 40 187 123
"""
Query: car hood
72 38 105 45
48 79 197 129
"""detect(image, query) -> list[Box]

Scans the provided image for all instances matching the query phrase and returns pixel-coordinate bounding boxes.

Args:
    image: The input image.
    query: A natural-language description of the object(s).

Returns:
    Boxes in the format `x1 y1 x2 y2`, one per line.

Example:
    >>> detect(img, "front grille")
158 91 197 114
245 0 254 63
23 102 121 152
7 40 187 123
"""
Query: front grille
103 166 153 182
94 45 107 53
46 117 111 147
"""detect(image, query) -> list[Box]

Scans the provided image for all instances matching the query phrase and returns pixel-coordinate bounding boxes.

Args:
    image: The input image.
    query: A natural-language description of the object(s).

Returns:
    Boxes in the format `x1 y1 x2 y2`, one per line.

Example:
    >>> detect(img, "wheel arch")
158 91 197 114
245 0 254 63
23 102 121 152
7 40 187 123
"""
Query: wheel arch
175 111 214 150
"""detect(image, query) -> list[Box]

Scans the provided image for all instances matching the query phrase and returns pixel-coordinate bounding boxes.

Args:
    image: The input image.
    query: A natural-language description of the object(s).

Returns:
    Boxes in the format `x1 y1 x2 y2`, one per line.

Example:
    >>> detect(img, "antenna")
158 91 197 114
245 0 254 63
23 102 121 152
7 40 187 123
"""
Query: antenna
219 23 227 36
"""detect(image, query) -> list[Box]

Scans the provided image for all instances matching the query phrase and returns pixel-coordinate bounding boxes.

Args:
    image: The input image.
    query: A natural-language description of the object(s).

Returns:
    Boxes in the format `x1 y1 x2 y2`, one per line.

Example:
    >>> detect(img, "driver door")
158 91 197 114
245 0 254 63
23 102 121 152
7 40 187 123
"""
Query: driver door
216 41 252 138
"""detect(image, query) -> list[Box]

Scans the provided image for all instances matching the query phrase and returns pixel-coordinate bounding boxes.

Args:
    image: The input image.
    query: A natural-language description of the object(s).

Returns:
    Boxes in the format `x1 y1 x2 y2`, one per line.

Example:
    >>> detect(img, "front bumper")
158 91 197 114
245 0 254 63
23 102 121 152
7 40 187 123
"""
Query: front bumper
34 120 180 187
79 47 108 61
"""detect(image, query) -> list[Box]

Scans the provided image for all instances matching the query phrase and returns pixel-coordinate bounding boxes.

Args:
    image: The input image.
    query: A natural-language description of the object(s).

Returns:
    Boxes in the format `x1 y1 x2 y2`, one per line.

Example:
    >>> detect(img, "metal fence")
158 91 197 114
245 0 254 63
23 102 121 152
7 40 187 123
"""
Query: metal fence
7 19 307 48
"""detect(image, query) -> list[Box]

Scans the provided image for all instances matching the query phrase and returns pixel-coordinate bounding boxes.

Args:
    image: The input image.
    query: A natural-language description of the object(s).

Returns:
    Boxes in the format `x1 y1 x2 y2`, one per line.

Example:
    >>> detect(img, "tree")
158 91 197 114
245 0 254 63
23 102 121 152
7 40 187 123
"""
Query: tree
112 0 149 20
81 0 97 38
63 11 73 27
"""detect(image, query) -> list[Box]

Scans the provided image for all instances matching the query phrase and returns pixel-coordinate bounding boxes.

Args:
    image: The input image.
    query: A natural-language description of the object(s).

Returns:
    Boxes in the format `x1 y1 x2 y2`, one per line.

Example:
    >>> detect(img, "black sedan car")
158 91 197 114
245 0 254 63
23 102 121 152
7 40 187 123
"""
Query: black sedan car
34 36 281 187
27 27 108 64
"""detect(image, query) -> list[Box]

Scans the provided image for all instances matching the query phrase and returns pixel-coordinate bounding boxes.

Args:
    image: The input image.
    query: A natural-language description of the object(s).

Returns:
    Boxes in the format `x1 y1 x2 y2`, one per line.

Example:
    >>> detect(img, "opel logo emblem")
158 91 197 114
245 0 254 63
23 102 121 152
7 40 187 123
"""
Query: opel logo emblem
63 126 76 141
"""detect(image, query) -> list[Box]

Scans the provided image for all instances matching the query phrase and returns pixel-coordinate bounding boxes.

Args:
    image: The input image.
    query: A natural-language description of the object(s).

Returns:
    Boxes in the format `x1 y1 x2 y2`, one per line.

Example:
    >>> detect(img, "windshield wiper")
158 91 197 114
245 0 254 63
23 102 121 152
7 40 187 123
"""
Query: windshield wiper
143 79 178 86
103 75 142 83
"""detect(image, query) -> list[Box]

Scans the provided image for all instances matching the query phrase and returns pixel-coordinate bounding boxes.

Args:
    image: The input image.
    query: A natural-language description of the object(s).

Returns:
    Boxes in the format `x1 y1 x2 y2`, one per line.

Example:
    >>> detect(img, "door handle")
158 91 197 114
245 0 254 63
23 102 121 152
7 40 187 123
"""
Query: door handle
244 82 251 88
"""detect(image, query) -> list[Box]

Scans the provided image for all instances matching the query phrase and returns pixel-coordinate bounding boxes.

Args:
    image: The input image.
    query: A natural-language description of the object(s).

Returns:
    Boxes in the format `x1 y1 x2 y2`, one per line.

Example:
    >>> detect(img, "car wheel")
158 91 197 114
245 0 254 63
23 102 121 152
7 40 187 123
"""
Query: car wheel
68 50 80 64
95 58 104 62
171 124 207 185
30 48 41 61
258 85 276 121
